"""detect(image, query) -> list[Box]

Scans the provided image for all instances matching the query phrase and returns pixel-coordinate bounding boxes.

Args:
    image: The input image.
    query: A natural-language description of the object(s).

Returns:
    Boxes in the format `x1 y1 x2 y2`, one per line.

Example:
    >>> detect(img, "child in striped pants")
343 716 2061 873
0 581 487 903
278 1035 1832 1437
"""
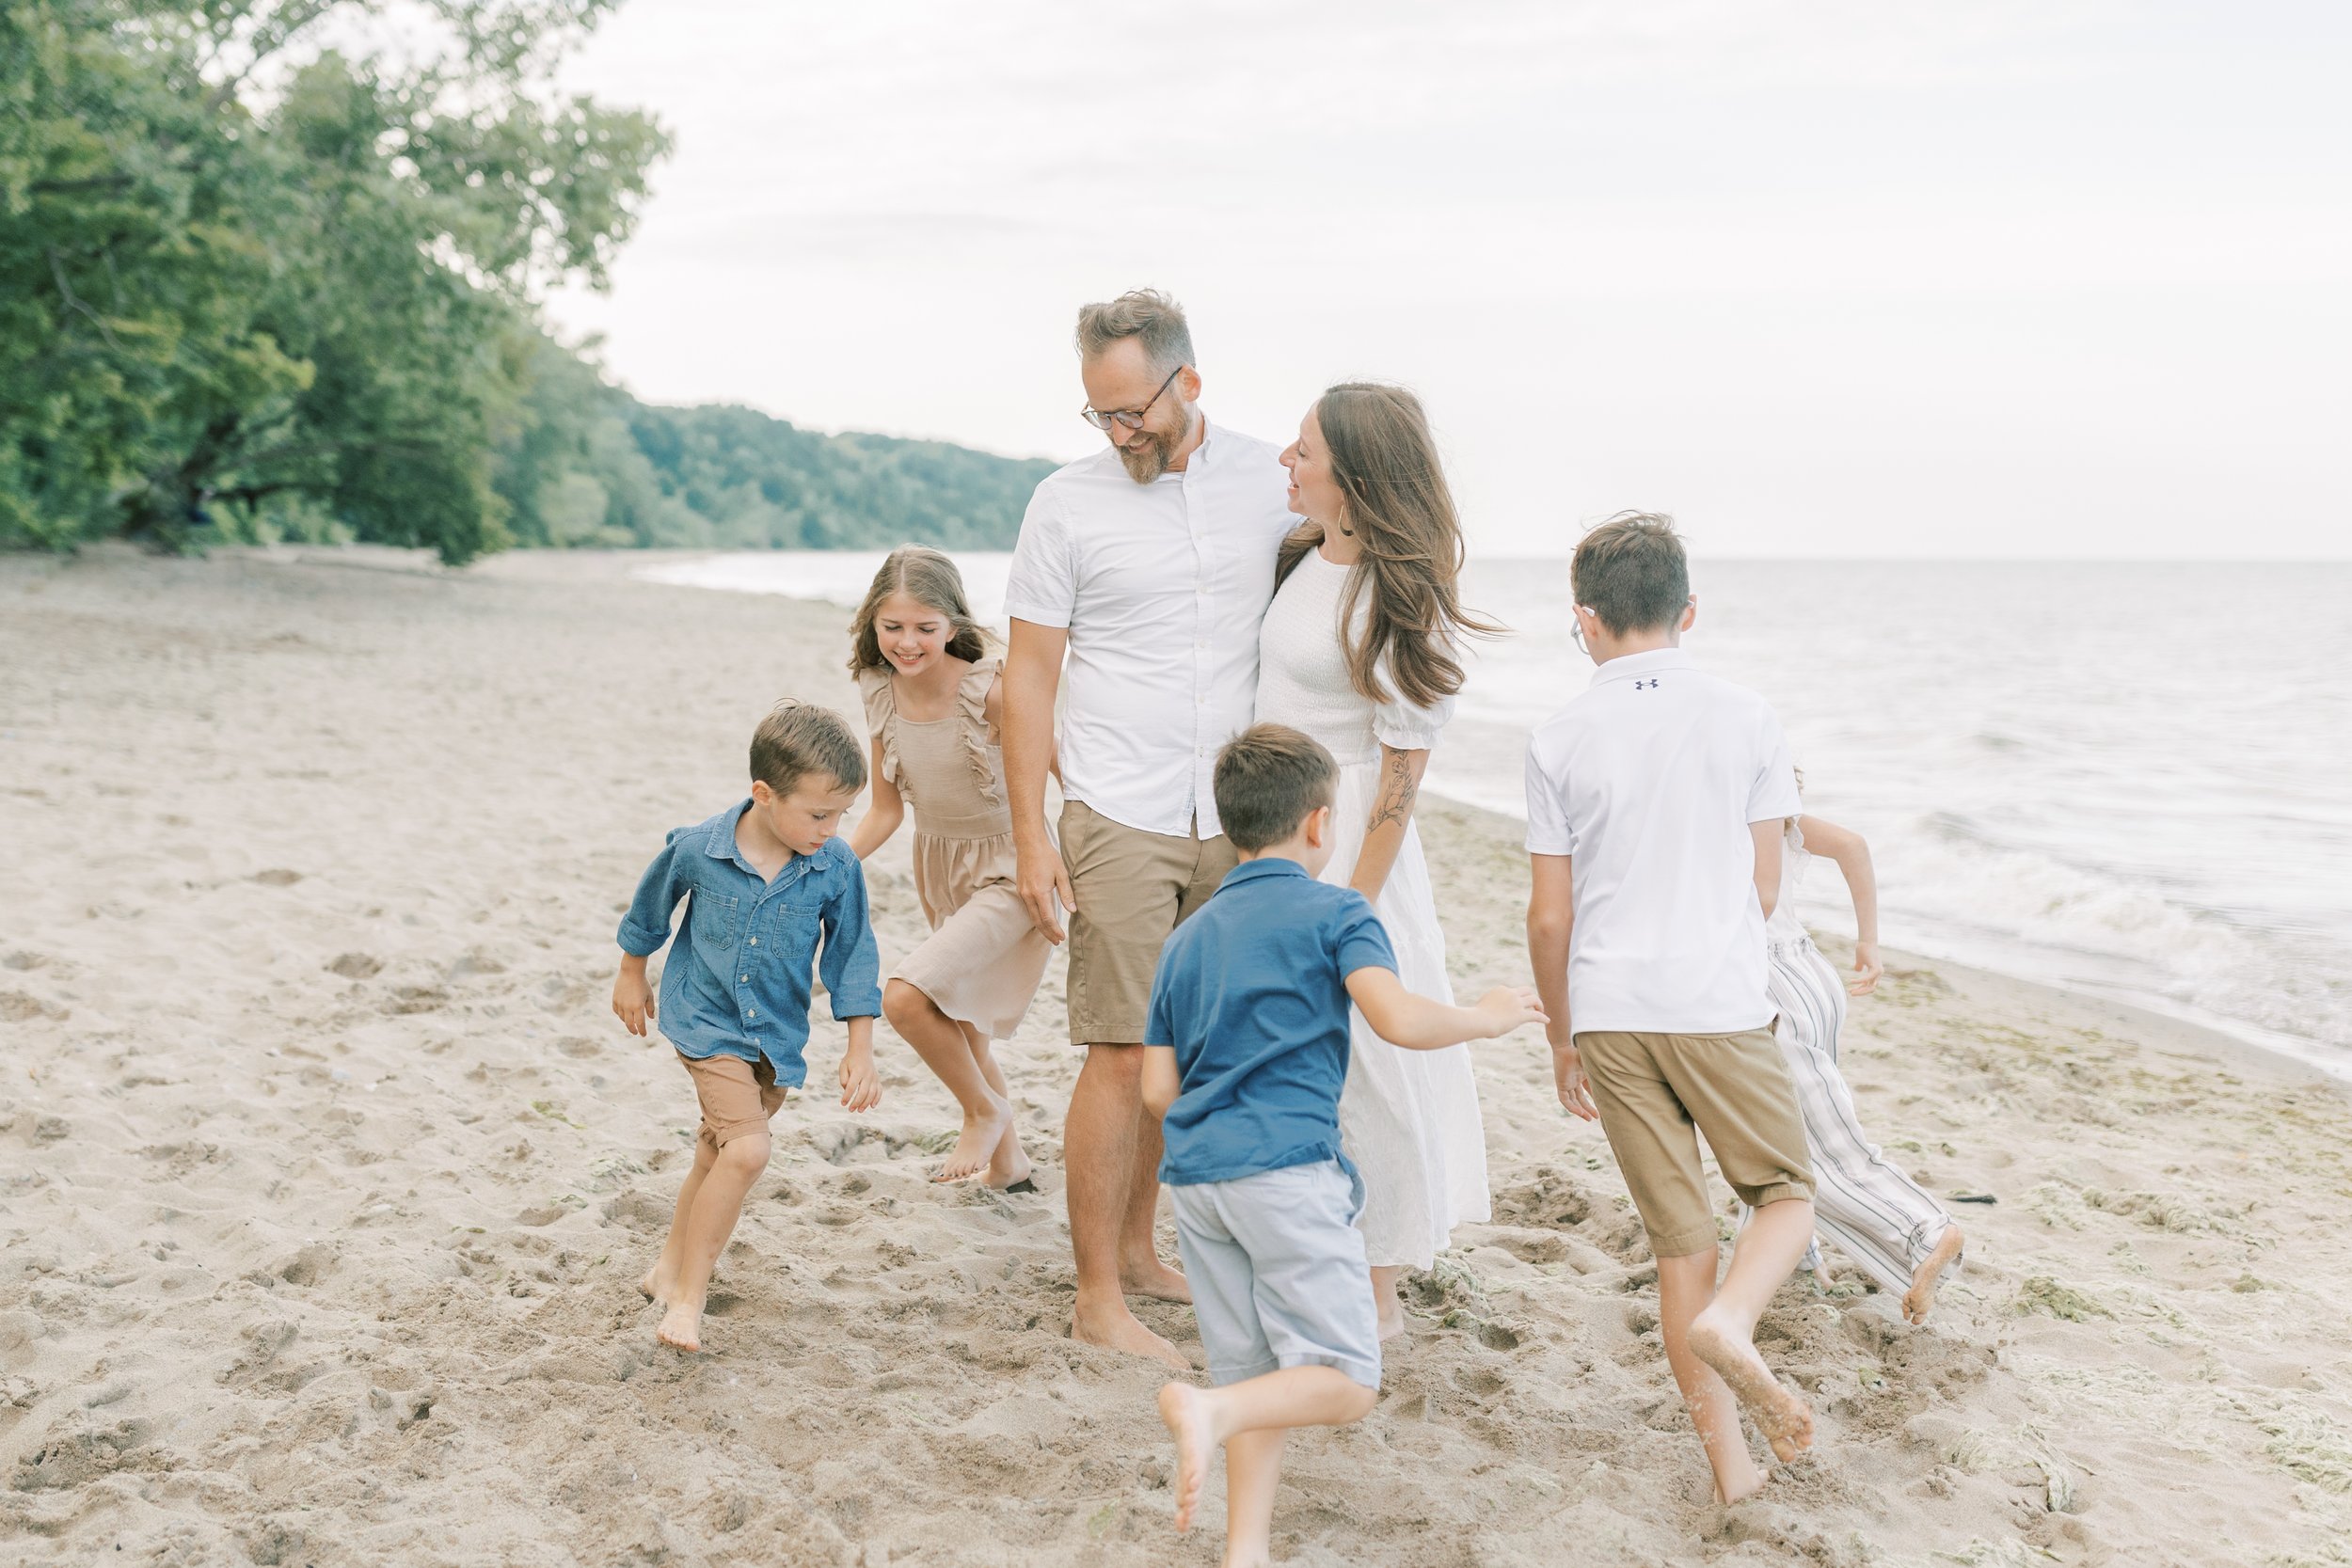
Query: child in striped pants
1759 810 1964 1324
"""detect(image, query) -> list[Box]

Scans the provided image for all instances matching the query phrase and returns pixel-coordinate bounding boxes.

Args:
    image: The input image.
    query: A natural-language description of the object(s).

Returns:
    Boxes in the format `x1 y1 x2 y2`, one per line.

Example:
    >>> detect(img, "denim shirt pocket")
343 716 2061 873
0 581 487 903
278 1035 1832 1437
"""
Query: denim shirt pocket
690 885 742 954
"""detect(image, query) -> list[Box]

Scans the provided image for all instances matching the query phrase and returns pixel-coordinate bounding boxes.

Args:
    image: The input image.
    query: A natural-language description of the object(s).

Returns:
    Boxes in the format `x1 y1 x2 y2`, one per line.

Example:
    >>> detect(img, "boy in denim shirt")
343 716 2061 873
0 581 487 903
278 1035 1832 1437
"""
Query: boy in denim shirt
612 700 884 1352
1142 725 1544 1564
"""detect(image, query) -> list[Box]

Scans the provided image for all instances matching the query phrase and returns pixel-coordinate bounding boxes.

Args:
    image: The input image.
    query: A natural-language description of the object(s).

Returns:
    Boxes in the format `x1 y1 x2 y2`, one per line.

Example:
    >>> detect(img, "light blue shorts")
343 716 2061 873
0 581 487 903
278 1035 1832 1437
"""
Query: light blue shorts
1168 1160 1381 1389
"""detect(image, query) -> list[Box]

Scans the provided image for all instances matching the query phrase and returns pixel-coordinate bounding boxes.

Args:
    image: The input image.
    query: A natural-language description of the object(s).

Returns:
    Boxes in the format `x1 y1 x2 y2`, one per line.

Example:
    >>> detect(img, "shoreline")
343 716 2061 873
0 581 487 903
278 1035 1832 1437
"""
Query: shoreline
7 545 2349 1565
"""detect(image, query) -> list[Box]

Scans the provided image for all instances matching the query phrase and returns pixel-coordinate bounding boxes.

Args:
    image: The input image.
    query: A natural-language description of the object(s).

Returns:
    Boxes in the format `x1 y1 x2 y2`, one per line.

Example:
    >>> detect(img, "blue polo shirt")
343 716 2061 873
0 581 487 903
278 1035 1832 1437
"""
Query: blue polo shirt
1145 858 1397 1186
615 800 883 1085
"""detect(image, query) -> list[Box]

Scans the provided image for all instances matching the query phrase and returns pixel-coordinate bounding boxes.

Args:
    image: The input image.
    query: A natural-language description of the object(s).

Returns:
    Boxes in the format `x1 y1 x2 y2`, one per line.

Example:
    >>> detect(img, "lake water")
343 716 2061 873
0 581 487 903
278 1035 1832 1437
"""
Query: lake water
640 550 2352 1075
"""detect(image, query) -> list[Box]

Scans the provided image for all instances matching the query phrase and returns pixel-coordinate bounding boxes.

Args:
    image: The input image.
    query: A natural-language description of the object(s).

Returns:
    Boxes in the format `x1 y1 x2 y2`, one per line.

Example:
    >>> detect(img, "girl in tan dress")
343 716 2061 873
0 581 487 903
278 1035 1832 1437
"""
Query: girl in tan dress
846 547 1052 1188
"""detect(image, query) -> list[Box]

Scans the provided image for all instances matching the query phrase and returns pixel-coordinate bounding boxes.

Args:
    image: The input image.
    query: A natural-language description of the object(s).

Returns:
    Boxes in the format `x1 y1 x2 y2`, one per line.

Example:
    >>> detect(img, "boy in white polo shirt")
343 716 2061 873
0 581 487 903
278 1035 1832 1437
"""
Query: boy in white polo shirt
1522 512 1818 1505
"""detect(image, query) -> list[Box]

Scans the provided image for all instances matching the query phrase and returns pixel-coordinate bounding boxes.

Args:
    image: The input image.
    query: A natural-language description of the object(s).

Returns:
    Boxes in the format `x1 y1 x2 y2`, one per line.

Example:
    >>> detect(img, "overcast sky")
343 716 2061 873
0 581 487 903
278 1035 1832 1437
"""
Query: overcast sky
544 1 2350 559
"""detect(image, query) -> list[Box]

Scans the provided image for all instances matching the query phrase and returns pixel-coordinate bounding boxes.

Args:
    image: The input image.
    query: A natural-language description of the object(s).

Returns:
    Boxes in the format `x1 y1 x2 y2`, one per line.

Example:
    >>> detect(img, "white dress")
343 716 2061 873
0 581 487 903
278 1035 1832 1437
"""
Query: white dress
1254 548 1491 1269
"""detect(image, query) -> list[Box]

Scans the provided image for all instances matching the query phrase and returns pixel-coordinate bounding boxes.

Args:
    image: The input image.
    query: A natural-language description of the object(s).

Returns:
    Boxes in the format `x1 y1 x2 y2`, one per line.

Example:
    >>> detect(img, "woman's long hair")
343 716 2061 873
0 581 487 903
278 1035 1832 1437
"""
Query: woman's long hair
847 546 994 673
1274 382 1501 709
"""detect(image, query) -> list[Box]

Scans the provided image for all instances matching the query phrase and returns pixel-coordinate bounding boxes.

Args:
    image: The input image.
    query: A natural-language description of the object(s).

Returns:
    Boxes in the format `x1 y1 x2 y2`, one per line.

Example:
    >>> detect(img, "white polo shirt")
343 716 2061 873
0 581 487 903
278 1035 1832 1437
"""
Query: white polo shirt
1004 421 1296 839
1523 647 1802 1036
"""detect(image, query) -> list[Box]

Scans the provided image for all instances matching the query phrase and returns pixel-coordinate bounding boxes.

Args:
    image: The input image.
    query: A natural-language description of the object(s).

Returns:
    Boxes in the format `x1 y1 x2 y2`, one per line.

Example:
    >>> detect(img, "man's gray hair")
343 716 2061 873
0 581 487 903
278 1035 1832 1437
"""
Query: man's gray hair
1074 289 1196 374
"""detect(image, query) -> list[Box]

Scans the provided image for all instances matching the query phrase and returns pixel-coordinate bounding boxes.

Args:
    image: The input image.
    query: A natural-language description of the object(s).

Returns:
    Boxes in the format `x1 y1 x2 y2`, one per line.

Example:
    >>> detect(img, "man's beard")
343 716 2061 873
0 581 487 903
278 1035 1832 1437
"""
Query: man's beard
1116 406 1193 483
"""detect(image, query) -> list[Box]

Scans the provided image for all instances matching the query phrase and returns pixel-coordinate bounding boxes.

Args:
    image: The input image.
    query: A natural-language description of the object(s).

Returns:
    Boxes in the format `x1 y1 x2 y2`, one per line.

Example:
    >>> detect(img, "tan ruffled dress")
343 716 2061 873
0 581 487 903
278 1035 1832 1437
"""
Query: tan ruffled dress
858 658 1052 1039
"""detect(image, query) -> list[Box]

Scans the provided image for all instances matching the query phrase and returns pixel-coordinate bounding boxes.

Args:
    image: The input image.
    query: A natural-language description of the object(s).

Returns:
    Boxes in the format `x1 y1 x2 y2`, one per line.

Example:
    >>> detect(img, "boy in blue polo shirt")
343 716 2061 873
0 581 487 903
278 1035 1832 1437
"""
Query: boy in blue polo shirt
612 699 885 1353
1142 724 1545 1564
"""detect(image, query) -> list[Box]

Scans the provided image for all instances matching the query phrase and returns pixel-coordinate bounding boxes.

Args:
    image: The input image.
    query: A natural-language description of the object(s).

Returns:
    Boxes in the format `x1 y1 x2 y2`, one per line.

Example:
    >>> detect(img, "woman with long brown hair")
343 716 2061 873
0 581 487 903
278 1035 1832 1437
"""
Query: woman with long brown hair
1257 381 1500 1338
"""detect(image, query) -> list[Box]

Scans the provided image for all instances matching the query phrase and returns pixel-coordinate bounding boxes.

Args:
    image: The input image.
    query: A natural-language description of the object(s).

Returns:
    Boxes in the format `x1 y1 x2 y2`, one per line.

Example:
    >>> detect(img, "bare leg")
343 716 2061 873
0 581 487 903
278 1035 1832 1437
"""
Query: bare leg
885 980 1011 1182
1068 1045 1186 1368
1688 1196 1818 1466
1158 1368 1375 1535
1219 1429 1286 1568
641 1133 717 1306
1902 1223 1965 1325
1657 1248 1764 1503
655 1132 771 1352
960 1024 1033 1189
1121 1097 1189 1303
1369 1264 1408 1342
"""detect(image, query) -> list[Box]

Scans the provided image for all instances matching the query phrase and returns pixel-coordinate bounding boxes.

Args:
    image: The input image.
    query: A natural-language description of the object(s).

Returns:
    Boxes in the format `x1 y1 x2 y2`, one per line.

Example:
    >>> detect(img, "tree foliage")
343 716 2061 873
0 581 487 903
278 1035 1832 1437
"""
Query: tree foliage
1 0 663 560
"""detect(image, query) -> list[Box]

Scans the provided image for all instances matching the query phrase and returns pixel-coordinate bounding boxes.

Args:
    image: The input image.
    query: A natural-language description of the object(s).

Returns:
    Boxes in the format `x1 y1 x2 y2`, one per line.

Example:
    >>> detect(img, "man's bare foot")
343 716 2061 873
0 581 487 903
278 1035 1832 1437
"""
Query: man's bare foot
1688 1308 1814 1462
1901 1225 1965 1324
1157 1383 1217 1533
1074 1299 1190 1371
934 1094 1014 1183
656 1299 705 1353
1120 1257 1192 1304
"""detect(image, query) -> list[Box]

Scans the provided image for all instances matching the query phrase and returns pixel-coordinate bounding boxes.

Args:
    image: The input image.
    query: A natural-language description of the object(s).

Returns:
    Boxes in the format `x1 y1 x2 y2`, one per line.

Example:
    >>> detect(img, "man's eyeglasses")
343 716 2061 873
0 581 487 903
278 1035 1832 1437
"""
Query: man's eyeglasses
1081 365 1184 431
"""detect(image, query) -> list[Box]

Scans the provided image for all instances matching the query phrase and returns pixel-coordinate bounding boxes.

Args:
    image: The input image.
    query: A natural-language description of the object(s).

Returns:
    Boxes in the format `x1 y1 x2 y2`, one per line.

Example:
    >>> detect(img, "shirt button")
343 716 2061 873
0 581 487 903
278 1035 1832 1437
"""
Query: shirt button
748 937 757 946
746 1007 756 1019
739 974 749 983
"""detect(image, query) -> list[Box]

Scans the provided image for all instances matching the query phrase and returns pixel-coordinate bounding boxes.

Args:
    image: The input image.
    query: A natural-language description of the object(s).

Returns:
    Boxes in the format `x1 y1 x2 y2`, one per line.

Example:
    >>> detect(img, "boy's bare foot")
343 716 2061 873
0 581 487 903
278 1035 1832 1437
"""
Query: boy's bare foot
656 1300 705 1353
1074 1299 1190 1370
1157 1382 1216 1533
1901 1226 1965 1324
1120 1256 1192 1304
1688 1308 1814 1463
933 1093 1014 1183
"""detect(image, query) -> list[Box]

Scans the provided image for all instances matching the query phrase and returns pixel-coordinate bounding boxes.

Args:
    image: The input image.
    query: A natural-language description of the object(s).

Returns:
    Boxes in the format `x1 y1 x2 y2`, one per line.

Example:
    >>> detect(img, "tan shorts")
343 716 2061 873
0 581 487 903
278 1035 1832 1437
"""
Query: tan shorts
676 1050 787 1151
1576 1027 1814 1259
1059 800 1237 1044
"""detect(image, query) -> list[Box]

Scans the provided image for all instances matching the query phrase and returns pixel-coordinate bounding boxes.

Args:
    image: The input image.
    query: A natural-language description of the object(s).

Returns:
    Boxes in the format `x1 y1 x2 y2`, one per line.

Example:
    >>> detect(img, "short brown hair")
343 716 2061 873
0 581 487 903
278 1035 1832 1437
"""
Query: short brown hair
1570 512 1689 636
1215 724 1337 852
1075 289 1196 374
750 700 866 795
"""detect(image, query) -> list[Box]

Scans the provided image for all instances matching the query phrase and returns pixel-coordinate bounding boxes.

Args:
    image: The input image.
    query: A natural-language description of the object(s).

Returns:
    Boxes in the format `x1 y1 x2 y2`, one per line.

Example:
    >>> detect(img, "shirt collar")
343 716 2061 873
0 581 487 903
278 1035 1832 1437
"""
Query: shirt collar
1589 646 1691 688
709 800 825 880
1218 856 1310 892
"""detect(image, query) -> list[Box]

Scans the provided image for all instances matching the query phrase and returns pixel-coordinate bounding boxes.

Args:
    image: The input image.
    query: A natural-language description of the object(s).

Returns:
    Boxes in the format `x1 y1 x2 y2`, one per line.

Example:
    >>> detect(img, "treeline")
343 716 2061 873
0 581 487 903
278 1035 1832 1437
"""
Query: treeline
501 339 1055 552
1 2 1048 564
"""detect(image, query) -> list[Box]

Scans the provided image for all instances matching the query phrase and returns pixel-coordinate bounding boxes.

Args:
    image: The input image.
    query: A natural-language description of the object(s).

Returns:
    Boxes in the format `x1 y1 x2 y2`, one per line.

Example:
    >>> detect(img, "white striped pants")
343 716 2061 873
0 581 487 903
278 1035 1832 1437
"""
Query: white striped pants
1752 936 1958 1295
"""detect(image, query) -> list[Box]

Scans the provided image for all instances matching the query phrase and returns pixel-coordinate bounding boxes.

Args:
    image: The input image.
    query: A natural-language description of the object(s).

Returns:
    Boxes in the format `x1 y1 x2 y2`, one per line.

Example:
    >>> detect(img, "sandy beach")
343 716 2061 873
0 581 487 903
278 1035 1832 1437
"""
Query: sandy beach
4 545 2349 1567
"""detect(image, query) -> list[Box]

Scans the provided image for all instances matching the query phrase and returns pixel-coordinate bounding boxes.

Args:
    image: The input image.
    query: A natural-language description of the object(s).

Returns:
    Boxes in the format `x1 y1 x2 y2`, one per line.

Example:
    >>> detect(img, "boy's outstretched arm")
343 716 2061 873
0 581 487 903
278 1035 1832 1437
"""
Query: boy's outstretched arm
1345 966 1545 1053
1796 814 1882 993
1525 853 1597 1120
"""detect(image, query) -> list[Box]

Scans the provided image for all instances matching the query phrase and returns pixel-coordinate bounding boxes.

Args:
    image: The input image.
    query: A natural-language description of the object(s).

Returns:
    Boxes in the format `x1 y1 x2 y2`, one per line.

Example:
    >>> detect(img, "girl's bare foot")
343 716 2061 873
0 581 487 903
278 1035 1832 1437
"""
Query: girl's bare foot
983 1119 1034 1191
1901 1226 1965 1324
1157 1383 1216 1532
1371 1264 1408 1342
1688 1308 1814 1462
656 1300 705 1353
934 1092 1014 1183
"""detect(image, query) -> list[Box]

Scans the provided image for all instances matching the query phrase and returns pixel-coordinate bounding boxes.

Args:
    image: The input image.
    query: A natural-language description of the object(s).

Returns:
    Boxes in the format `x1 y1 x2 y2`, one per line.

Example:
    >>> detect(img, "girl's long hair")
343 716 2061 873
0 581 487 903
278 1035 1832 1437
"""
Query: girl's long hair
847 546 994 673
1274 382 1501 709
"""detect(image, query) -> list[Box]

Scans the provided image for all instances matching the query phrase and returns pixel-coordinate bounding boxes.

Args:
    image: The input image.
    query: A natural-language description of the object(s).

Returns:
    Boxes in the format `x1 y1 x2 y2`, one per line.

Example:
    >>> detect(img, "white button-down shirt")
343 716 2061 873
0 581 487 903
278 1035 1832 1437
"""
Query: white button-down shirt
1004 421 1296 839
1522 647 1803 1036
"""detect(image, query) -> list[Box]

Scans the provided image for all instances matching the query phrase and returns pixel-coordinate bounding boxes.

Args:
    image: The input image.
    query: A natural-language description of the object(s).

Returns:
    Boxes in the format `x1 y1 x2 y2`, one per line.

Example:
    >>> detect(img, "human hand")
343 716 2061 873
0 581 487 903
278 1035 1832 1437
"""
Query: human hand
1472 985 1548 1039
837 1044 882 1112
1550 1039 1600 1122
612 964 655 1038
1848 941 1883 997
1016 835 1073 944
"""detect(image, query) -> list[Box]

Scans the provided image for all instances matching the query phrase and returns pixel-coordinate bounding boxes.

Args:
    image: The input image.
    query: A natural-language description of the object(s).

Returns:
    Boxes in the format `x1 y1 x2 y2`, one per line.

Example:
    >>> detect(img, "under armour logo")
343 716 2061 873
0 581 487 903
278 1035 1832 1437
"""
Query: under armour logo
1634 678 1661 690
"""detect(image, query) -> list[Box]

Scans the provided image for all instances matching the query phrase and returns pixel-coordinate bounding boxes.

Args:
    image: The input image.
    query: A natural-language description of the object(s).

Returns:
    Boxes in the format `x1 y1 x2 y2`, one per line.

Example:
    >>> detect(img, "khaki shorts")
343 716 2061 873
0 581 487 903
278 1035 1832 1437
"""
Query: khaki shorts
1059 800 1237 1044
676 1050 787 1152
1576 1027 1814 1259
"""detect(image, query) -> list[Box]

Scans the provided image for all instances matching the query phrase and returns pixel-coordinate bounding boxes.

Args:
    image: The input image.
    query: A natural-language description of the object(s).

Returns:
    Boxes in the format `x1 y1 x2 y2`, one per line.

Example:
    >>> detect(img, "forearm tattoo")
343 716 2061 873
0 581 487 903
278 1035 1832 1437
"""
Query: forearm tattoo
1368 750 1419 833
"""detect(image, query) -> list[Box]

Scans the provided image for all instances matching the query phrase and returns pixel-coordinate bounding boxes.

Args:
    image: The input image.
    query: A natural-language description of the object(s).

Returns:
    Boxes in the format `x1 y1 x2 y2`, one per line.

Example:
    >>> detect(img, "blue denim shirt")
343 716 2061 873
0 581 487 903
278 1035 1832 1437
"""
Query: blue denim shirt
615 800 883 1085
